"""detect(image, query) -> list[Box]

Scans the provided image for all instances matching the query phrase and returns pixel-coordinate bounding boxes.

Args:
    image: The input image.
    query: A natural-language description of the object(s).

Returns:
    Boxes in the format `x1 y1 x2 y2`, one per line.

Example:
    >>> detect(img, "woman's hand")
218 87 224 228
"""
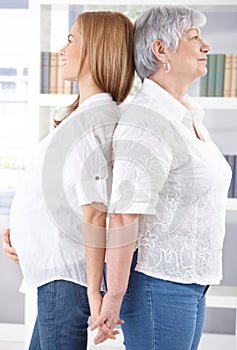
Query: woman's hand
1 228 19 264
90 292 124 345
89 213 138 345
87 290 103 324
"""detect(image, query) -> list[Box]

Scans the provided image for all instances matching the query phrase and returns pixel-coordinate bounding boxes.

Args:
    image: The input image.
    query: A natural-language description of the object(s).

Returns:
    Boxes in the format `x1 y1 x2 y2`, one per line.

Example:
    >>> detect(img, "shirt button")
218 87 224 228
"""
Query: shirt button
95 176 100 180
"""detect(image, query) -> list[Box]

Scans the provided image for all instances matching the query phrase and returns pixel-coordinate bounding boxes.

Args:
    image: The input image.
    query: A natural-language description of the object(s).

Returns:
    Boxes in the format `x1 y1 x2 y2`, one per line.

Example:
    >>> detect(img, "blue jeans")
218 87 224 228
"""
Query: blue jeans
28 280 91 350
120 251 209 350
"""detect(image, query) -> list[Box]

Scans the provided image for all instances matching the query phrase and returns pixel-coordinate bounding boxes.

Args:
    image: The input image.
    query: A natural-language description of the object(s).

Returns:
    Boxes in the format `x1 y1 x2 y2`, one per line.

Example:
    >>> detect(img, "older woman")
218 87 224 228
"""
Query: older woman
91 6 232 350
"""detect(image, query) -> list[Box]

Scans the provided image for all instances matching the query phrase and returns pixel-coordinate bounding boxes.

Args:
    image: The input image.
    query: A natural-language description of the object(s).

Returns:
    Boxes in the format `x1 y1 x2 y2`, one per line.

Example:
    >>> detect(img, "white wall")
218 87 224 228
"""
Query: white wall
0 214 24 324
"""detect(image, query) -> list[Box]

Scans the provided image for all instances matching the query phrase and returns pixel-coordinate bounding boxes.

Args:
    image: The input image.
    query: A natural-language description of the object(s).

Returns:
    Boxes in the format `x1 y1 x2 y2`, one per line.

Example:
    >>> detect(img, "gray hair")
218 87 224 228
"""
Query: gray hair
134 6 207 80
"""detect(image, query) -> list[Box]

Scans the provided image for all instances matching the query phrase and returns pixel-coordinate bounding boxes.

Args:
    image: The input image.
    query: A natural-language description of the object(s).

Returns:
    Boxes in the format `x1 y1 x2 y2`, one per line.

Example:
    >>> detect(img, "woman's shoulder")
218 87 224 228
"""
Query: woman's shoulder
74 100 120 127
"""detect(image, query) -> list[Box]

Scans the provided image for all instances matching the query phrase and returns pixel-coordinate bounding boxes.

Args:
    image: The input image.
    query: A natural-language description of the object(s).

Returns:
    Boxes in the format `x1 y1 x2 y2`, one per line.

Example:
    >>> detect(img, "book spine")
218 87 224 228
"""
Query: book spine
57 55 64 94
72 81 79 95
234 155 237 198
63 80 72 94
41 51 50 94
207 54 216 97
230 54 237 97
49 52 58 94
68 8 77 31
200 55 209 96
214 54 225 97
227 154 235 198
223 54 233 97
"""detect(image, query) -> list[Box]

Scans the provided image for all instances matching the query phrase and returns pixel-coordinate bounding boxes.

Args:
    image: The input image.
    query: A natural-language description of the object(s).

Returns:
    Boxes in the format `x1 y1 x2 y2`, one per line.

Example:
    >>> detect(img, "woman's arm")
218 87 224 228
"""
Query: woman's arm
91 213 139 344
106 213 139 300
82 203 121 341
82 202 107 322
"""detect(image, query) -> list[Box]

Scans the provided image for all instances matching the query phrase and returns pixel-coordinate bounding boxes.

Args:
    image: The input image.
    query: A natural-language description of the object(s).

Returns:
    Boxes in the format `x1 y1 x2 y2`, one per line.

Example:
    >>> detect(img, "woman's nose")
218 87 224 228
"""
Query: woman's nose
202 41 211 53
58 47 64 56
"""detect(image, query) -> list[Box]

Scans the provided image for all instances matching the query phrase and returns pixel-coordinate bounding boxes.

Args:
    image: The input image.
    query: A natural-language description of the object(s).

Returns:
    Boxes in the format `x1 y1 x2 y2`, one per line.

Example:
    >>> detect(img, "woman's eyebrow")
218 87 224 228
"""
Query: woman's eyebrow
186 27 201 35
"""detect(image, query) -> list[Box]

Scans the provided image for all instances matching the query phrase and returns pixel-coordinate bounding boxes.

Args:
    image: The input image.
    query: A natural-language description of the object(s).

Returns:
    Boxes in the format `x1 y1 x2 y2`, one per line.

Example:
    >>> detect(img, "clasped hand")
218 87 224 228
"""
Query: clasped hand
88 291 124 345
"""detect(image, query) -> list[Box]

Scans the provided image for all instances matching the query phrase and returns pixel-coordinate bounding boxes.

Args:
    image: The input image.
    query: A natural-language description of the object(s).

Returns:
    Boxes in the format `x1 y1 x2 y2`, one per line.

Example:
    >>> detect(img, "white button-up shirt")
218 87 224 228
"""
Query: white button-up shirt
10 93 119 293
110 78 231 285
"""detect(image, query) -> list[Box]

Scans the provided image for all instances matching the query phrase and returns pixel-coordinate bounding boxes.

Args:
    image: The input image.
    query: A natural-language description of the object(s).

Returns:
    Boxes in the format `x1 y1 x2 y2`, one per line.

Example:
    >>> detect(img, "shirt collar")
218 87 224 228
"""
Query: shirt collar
183 93 205 123
75 93 114 113
138 78 204 123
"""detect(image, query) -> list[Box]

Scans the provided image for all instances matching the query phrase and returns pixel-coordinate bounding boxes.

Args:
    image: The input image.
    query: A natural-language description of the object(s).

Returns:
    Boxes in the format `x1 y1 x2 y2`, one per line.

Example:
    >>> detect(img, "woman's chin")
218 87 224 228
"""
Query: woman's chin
200 68 208 77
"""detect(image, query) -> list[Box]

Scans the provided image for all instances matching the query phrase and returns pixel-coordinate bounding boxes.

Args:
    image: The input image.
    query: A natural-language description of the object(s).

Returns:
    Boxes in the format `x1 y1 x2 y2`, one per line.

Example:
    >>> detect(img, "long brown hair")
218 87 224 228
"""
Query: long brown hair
54 11 134 126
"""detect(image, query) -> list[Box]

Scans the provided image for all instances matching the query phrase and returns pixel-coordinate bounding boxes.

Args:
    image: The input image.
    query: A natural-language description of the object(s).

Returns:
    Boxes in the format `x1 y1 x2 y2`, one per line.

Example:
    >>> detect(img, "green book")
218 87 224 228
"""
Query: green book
207 54 217 97
200 55 209 96
215 54 225 97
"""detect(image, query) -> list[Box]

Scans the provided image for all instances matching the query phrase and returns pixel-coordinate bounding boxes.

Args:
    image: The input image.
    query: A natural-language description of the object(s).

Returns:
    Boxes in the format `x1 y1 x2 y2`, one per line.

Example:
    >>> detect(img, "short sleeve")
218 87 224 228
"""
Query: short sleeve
64 123 114 207
109 122 172 215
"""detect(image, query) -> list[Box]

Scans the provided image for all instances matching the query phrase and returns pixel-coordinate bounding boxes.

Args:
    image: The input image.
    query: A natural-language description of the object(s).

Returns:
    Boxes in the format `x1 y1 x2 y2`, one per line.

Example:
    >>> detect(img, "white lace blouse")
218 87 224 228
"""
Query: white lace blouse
110 78 232 285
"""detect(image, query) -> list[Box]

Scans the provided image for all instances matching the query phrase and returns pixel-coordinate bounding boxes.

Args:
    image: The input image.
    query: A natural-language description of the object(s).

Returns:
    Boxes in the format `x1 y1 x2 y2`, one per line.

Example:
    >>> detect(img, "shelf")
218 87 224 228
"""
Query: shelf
227 198 237 211
39 93 77 106
39 94 237 110
0 323 25 342
206 286 237 308
199 334 236 350
195 97 237 110
38 0 237 6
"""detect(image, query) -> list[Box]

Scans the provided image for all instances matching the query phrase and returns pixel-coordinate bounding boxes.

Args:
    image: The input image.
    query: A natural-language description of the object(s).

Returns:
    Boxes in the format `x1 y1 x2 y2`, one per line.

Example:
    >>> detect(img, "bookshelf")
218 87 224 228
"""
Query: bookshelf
199 54 237 98
34 1 237 207
23 1 237 348
227 198 237 211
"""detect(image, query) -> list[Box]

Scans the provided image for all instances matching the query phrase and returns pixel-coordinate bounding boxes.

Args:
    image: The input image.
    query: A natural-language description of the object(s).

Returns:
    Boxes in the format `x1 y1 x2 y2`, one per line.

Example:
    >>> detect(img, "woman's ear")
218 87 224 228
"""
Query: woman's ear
150 40 167 63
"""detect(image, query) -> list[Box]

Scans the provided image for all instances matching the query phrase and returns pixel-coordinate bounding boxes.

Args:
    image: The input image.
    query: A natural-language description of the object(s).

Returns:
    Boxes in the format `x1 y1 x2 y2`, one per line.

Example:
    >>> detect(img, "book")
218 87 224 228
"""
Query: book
57 55 64 94
72 81 79 95
215 54 225 97
41 51 50 94
207 54 216 97
49 52 58 94
200 55 209 96
226 154 235 198
230 54 237 97
234 155 237 198
223 54 233 97
68 7 78 31
64 80 72 94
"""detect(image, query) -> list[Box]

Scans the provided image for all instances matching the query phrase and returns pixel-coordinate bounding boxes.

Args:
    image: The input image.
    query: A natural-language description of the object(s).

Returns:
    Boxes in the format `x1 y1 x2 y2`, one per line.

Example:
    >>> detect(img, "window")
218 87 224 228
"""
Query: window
0 5 29 212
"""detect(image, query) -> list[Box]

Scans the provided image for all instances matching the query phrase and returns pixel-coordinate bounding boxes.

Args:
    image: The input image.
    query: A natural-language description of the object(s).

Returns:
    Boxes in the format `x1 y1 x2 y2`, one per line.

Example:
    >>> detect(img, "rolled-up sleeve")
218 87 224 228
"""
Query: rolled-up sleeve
109 121 172 215
65 127 113 207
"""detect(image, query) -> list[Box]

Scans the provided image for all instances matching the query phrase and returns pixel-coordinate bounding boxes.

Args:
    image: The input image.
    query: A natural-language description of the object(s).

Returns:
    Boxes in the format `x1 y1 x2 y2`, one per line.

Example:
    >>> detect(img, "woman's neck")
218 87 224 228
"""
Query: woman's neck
78 75 104 104
149 71 190 106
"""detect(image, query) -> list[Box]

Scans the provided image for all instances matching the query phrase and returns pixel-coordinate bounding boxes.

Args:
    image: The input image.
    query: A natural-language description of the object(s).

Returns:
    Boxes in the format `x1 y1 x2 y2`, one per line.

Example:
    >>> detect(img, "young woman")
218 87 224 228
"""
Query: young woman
2 11 134 349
